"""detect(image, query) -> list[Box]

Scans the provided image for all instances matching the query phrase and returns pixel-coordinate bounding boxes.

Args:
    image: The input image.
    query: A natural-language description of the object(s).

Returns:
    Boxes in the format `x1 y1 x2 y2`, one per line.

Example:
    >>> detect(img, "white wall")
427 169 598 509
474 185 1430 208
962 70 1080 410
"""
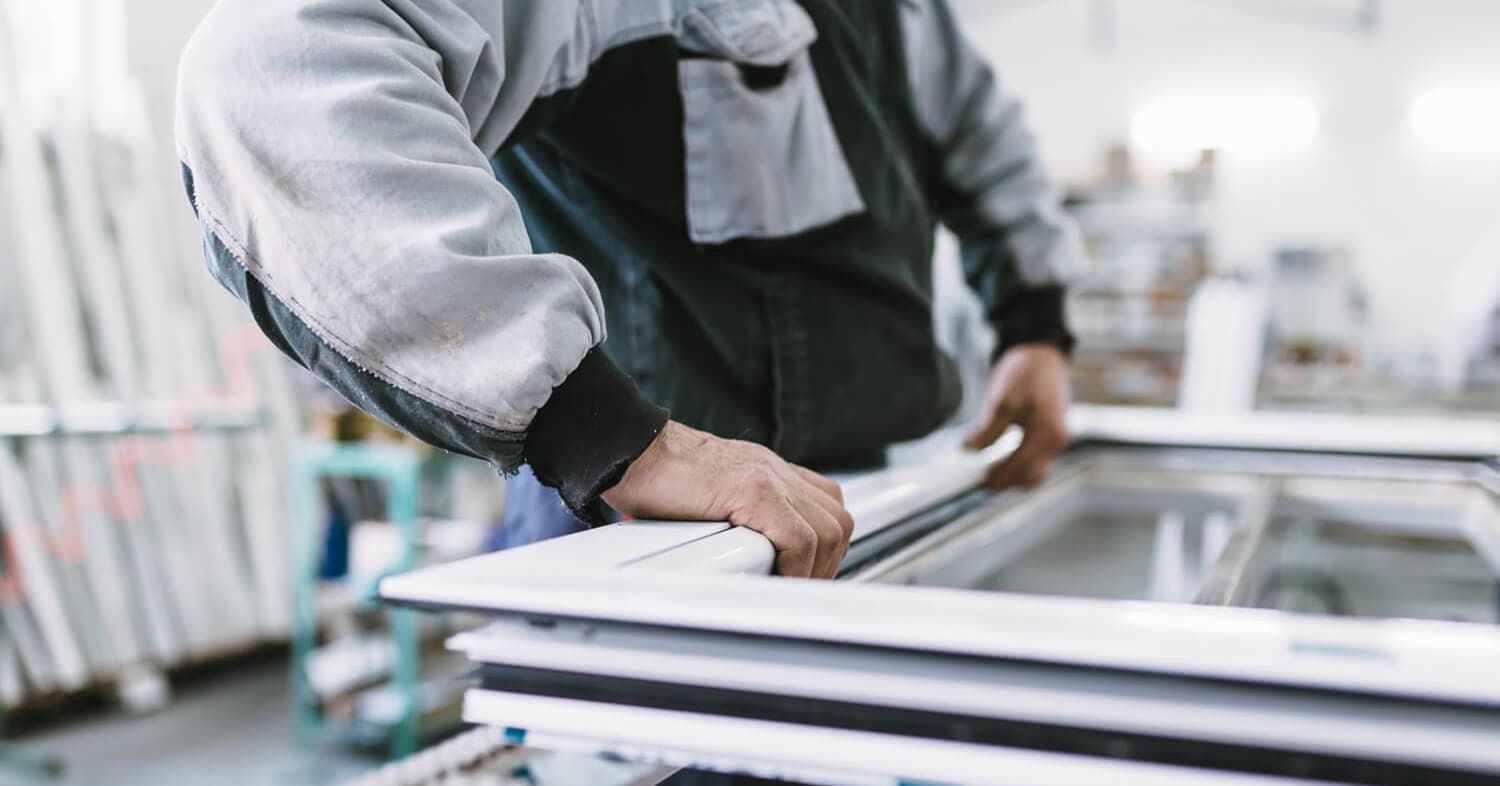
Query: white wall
958 0 1500 366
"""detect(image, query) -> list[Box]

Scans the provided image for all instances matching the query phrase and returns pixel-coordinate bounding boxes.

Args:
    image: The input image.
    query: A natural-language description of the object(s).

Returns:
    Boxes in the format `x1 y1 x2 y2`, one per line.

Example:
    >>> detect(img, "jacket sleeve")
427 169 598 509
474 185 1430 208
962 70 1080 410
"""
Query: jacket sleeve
176 0 671 518
902 0 1086 357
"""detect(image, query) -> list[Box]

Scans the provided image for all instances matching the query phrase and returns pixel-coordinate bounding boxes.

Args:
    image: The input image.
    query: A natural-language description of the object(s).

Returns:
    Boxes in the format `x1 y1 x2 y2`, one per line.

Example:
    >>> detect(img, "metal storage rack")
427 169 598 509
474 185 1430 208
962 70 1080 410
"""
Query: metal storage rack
1063 151 1217 408
290 442 464 759
0 401 266 781
1 0 304 777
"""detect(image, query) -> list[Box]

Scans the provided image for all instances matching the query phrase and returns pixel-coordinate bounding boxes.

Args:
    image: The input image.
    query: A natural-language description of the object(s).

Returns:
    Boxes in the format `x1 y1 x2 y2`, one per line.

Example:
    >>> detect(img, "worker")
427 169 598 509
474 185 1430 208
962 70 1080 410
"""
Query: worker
176 0 1082 580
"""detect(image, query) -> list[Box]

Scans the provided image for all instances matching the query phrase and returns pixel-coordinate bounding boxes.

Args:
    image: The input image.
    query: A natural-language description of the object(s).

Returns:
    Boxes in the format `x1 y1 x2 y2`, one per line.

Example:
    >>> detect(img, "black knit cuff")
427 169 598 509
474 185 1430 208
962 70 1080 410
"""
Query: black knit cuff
524 348 670 525
993 285 1076 360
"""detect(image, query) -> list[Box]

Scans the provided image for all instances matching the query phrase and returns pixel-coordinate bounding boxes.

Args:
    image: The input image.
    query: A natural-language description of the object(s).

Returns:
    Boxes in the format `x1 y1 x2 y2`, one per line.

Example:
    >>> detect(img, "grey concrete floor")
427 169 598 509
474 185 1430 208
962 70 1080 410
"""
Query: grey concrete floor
6 658 380 786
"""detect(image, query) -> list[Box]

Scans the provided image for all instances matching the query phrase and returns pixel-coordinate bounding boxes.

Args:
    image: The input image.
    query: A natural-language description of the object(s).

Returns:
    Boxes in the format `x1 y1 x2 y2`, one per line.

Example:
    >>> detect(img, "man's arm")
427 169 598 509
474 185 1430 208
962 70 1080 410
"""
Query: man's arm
177 0 850 575
902 0 1087 487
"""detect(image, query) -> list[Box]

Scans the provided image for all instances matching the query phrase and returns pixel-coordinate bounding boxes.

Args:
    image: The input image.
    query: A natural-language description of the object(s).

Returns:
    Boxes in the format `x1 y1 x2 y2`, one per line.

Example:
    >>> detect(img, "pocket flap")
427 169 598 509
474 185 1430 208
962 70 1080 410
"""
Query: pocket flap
676 0 817 66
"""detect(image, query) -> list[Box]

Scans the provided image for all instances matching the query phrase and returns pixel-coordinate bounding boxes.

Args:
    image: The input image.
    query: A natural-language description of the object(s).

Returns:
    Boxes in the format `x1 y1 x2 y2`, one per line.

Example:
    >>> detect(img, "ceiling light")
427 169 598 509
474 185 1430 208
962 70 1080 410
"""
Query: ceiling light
1129 91 1320 167
1410 83 1500 155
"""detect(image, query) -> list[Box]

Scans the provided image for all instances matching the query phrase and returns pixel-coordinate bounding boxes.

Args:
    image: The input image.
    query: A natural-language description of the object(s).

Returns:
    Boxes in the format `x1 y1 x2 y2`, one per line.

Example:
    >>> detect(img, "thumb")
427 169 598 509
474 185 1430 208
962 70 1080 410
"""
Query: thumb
963 401 1017 450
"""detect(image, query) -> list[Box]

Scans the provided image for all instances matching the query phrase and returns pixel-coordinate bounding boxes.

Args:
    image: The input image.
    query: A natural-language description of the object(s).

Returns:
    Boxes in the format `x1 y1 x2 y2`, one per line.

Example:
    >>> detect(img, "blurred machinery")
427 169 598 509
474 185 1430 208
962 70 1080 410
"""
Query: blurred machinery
1063 142 1498 416
1259 245 1371 406
1063 146 1215 406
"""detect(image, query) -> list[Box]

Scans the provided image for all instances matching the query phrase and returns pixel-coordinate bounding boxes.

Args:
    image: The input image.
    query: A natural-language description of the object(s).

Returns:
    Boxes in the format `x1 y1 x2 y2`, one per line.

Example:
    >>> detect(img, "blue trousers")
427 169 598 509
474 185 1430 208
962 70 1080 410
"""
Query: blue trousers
496 464 617 549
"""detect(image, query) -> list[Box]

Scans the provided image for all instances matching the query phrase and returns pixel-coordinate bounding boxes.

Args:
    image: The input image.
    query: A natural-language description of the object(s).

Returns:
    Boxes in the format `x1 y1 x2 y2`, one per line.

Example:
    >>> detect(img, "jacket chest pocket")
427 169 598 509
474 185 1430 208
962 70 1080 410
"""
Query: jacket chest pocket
676 0 865 244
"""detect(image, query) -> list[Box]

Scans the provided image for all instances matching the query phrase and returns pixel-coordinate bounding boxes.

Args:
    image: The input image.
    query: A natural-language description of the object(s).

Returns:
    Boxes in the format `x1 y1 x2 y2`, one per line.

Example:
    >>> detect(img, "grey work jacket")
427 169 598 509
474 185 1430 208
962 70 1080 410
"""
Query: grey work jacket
177 0 1084 516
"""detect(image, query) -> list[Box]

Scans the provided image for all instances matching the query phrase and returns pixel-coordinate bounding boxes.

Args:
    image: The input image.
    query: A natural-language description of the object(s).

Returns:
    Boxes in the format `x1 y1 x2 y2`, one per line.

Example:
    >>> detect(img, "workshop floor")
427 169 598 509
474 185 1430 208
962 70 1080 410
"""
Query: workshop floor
10 657 380 786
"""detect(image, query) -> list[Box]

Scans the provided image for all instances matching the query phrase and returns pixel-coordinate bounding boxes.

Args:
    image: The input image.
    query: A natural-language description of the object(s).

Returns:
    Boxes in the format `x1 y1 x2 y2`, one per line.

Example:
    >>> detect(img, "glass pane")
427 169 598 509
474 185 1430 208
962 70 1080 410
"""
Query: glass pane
966 496 1237 603
1248 515 1499 624
867 451 1500 626
873 468 1248 604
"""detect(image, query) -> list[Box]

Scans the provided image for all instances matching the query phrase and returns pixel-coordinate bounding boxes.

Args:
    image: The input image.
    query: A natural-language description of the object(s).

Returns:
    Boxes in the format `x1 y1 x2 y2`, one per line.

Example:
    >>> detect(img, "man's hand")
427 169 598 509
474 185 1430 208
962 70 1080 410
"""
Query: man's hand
602 421 854 578
962 344 1072 489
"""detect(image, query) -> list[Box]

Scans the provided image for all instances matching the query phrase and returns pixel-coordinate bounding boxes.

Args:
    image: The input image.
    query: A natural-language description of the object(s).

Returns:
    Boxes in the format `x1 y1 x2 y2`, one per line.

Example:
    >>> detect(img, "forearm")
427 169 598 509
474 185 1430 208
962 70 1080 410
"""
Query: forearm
904 0 1085 352
992 285 1074 359
177 0 667 515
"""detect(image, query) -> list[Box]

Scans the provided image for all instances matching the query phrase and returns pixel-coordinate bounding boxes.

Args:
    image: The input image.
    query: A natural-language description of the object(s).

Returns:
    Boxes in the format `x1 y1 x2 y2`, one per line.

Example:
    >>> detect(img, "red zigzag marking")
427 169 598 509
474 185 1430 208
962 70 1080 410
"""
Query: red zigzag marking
0 323 267 606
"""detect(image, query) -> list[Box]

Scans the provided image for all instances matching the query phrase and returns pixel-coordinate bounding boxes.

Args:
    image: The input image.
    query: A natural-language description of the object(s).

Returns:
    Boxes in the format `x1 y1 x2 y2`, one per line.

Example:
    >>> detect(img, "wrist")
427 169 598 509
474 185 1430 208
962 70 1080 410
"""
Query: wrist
993 285 1076 360
997 342 1069 365
602 420 684 508
524 347 670 524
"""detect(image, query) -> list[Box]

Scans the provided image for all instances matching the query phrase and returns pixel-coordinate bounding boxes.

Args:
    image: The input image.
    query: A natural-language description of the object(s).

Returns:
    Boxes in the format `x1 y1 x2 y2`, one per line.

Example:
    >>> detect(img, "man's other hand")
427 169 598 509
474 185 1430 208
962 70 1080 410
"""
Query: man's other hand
602 421 854 578
962 344 1072 489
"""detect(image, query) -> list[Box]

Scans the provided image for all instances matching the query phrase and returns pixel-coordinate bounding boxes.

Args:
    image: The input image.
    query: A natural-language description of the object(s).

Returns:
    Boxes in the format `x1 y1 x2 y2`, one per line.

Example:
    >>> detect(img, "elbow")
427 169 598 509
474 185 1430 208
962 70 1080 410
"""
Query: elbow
174 0 285 172
175 13 237 171
176 6 231 119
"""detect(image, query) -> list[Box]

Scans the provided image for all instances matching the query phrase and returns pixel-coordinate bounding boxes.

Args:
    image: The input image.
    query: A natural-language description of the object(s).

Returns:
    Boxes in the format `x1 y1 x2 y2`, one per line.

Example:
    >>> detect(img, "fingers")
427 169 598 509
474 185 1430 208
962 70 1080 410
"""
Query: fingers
789 464 844 504
963 399 1020 451
984 438 1048 489
730 469 817 578
777 462 852 577
764 468 852 578
782 472 852 578
765 505 819 579
787 494 844 578
601 421 856 579
984 419 1071 490
966 343 1072 454
723 471 831 578
971 344 1073 484
785 465 848 524
730 465 852 579
788 465 855 574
